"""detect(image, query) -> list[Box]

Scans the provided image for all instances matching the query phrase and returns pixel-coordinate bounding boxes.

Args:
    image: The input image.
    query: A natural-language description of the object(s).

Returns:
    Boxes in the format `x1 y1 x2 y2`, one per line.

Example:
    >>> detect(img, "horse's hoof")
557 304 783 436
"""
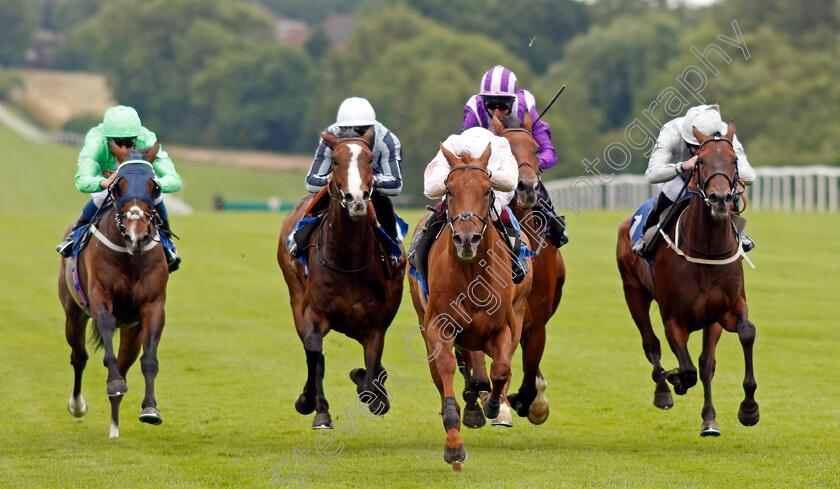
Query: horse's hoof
67 394 88 418
139 407 163 425
106 379 128 397
738 401 760 426
295 393 316 415
368 396 390 416
462 403 485 429
443 444 467 465
654 388 674 410
482 396 500 419
109 421 119 438
700 419 721 437
312 412 333 429
490 402 513 428
527 376 549 425
349 368 366 389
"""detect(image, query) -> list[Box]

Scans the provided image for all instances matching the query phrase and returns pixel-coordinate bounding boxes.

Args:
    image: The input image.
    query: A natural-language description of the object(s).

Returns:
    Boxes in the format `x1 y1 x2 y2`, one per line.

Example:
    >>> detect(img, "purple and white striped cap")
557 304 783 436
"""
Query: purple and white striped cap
478 65 518 97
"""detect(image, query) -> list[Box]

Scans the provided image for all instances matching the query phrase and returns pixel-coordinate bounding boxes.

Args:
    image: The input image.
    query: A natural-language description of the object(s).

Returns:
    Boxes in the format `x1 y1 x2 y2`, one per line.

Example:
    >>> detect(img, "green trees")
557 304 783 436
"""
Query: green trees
0 0 39 65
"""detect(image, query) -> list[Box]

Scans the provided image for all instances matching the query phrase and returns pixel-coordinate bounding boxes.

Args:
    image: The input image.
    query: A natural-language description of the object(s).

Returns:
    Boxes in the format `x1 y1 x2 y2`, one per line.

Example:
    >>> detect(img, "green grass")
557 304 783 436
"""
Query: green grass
1 123 839 488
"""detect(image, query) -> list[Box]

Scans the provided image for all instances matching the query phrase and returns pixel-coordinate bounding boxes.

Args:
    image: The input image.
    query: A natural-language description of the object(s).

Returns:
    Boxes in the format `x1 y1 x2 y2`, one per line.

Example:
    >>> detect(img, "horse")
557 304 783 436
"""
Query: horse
616 123 759 436
277 128 406 429
59 141 170 438
407 142 531 468
495 113 565 424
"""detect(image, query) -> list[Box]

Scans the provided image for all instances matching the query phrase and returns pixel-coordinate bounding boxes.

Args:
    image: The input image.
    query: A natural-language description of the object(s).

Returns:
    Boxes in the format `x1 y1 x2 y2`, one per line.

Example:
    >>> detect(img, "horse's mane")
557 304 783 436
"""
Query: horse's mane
336 127 358 139
499 114 522 129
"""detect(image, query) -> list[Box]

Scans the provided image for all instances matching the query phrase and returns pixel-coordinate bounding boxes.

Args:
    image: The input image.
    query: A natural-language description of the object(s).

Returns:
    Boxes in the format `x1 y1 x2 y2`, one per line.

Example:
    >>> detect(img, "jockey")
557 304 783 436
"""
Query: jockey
408 126 528 285
462 65 567 248
632 104 756 257
56 105 182 272
289 97 404 264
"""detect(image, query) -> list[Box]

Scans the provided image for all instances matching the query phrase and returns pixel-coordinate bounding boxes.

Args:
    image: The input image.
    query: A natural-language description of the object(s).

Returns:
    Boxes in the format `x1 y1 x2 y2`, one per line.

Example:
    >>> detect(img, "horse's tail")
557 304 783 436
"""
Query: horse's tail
87 321 105 351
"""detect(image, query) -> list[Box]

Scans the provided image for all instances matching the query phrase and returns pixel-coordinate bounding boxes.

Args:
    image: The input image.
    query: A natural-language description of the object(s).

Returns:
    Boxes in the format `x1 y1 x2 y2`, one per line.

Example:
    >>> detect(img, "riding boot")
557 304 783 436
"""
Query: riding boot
154 202 180 272
494 214 527 285
56 199 99 257
372 193 401 267
632 193 674 257
407 205 445 279
288 190 331 258
536 185 569 248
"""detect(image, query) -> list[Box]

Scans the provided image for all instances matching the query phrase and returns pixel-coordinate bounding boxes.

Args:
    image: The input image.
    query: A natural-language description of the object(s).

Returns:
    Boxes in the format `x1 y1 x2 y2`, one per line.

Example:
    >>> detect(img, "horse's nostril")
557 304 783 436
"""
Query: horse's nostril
452 235 463 246
533 182 540 192
725 194 733 203
517 181 527 191
470 234 482 246
362 191 370 201
344 192 354 202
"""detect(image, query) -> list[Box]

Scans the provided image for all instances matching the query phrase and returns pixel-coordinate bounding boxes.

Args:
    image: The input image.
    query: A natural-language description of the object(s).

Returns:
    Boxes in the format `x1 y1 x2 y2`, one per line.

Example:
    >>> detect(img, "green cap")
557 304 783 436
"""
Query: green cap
102 105 141 137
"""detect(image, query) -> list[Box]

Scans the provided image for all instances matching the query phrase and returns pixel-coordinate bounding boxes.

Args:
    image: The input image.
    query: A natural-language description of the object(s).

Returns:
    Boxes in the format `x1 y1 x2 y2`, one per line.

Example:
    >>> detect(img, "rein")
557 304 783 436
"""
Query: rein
658 210 754 268
314 203 377 274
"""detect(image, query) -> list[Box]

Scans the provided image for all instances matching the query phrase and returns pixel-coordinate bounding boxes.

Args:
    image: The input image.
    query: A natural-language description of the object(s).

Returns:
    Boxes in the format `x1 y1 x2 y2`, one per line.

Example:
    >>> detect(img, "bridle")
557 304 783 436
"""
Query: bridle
444 165 493 238
691 134 741 207
327 137 373 209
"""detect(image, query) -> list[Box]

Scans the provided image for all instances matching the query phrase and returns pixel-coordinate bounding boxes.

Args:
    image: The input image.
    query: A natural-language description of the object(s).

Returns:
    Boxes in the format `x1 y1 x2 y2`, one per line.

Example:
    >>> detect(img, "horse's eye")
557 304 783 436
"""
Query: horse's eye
535 148 540 155
485 188 492 196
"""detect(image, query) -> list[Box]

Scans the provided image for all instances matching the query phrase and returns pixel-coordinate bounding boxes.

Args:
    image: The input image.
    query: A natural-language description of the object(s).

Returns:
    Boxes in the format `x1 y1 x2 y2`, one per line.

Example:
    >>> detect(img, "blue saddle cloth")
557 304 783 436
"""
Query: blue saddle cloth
287 212 409 272
629 198 656 245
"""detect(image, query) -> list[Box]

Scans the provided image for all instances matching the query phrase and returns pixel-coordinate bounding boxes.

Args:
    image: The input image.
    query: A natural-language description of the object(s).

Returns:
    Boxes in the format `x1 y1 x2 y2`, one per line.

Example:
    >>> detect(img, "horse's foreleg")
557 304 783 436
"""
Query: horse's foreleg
301 312 331 429
355 330 389 415
699 324 723 436
457 350 486 429
512 324 549 423
434 346 465 466
663 319 697 396
138 303 165 425
621 281 672 408
483 328 512 420
736 308 759 427
65 311 89 418
92 301 127 397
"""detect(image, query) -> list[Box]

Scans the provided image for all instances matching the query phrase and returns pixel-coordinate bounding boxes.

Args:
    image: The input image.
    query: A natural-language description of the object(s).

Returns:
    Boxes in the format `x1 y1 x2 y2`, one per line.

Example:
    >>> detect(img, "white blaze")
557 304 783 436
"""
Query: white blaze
346 143 364 200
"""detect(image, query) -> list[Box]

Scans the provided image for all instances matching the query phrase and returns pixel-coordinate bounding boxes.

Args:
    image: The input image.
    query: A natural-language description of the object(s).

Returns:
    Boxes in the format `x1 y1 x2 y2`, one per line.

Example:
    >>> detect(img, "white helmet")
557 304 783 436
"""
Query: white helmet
681 104 724 145
336 97 376 127
457 127 494 159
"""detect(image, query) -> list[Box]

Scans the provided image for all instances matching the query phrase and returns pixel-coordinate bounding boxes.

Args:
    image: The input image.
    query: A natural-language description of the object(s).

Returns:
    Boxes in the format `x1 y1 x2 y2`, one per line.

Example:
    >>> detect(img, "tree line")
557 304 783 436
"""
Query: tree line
1 0 838 201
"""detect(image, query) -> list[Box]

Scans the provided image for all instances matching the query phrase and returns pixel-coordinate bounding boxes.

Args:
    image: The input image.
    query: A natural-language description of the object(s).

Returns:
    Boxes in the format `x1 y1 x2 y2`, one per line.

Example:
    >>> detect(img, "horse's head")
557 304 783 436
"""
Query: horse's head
693 121 738 221
492 113 539 209
441 142 493 261
321 128 375 218
109 140 161 255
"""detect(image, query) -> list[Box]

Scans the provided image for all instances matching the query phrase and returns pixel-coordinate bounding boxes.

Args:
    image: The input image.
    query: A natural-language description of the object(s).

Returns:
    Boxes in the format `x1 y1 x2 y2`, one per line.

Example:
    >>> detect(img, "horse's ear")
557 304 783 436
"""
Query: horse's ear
109 139 128 162
725 119 736 140
692 126 709 145
492 115 504 136
478 142 492 168
146 140 160 163
321 131 338 150
522 111 533 132
440 142 460 168
361 126 374 147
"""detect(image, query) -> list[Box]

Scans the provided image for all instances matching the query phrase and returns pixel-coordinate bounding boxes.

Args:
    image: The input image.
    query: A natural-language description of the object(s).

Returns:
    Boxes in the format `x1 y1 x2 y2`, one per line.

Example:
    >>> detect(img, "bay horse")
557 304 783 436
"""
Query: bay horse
494 114 565 424
59 141 169 438
616 123 759 436
407 142 531 468
277 128 406 429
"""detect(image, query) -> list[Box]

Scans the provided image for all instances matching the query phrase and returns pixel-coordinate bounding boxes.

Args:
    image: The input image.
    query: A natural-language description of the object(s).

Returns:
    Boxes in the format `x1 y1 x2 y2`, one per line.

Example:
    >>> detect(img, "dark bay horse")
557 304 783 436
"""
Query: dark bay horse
277 128 406 429
59 141 169 438
616 123 759 436
494 114 565 424
408 142 531 468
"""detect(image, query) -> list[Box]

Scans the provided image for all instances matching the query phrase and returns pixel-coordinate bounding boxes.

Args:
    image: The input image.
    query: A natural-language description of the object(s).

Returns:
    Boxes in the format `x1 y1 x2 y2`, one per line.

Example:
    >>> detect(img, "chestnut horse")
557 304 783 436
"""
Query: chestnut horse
616 123 759 436
277 128 406 429
59 141 169 438
408 142 531 468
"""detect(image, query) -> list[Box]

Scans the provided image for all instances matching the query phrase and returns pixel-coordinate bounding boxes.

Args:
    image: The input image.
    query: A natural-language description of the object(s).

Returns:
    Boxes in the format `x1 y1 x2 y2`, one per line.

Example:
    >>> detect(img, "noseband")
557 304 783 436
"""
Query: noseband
444 165 493 237
693 135 740 207
328 137 373 209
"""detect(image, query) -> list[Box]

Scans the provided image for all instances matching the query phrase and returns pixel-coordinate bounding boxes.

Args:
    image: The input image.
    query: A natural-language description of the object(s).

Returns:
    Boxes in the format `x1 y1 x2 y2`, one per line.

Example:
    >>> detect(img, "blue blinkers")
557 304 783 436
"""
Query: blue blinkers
113 161 159 209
